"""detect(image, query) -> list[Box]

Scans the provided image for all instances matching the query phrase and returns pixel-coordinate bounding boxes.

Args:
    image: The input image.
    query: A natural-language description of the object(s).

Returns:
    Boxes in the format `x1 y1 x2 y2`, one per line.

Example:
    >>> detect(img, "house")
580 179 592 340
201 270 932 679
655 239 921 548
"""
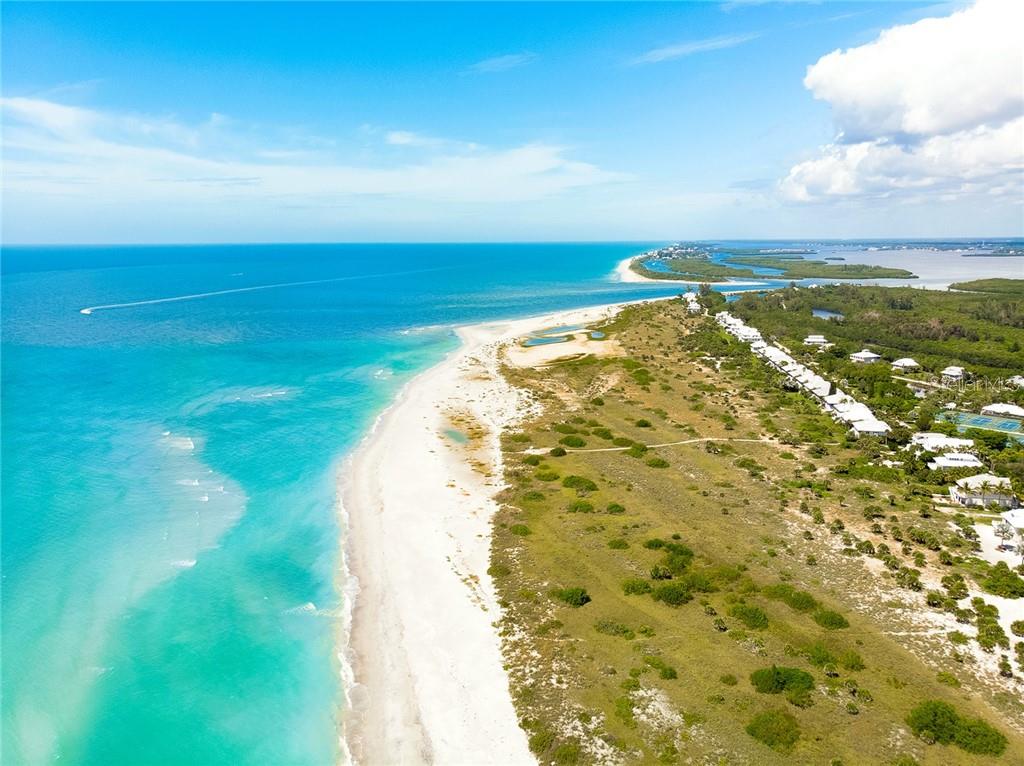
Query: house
927 452 983 470
850 418 891 437
850 349 881 364
909 432 974 453
1008 375 1024 389
891 358 919 371
804 334 829 346
1002 508 1024 533
981 403 1024 418
941 366 965 383
948 473 1018 509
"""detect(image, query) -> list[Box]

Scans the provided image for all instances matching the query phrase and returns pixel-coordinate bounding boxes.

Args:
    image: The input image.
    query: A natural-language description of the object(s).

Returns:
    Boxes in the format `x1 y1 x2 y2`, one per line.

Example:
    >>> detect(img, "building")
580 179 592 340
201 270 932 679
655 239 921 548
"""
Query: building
1008 375 1024 389
927 452 983 471
941 366 965 383
850 349 881 364
1002 508 1024 533
891 357 919 371
909 432 974 453
948 473 1018 509
981 403 1024 418
850 418 891 437
804 334 829 346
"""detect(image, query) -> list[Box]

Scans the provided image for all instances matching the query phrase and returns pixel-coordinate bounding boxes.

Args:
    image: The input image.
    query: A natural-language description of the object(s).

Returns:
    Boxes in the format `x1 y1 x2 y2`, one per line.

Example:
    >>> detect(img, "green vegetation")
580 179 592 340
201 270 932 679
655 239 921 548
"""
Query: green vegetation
906 700 1006 755
948 278 1024 296
633 252 915 283
492 298 1023 763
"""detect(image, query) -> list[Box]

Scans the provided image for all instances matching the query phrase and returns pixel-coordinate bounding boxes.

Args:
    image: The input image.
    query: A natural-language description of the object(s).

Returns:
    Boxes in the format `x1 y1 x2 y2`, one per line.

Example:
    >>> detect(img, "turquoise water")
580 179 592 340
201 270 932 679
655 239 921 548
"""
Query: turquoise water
2 243 697 766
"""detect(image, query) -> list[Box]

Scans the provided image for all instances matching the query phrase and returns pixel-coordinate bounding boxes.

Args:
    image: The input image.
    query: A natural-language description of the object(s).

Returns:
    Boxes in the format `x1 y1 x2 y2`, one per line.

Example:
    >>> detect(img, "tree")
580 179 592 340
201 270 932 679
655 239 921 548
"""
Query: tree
994 521 1015 550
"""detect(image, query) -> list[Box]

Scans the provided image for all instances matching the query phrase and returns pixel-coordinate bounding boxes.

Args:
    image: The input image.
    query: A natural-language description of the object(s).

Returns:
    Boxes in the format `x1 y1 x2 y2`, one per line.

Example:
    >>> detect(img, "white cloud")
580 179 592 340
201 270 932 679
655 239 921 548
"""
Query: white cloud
465 52 537 74
781 0 1024 204
631 32 760 64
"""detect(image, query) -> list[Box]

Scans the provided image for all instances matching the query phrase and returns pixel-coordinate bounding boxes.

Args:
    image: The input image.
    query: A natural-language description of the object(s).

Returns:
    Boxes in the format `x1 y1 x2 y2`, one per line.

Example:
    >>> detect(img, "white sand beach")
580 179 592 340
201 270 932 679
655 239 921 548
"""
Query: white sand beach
340 299 658 765
613 255 657 282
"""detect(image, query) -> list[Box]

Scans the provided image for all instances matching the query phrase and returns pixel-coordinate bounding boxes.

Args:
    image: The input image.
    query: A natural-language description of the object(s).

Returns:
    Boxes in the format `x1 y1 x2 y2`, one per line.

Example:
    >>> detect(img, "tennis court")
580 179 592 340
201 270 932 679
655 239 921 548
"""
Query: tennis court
941 411 1024 441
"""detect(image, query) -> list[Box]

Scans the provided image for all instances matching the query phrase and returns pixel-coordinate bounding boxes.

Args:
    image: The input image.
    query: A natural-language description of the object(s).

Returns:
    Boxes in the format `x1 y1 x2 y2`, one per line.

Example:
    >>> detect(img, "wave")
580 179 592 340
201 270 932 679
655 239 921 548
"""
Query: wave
78 266 451 315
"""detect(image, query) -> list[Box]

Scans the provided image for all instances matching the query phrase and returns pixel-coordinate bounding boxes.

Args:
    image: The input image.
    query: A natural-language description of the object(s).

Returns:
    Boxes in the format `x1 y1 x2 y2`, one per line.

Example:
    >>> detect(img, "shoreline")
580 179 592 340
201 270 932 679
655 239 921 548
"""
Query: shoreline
338 298 665 764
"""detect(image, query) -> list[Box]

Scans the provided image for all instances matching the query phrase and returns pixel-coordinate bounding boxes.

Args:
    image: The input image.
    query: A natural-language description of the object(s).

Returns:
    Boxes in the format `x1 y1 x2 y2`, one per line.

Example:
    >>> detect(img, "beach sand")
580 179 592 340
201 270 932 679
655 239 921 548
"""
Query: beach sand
613 255 658 283
340 300 657 765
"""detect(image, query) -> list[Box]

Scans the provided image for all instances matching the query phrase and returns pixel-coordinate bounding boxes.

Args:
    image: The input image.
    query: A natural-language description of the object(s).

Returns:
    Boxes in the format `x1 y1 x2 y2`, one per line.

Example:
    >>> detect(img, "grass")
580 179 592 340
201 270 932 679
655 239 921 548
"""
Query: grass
492 299 1023 763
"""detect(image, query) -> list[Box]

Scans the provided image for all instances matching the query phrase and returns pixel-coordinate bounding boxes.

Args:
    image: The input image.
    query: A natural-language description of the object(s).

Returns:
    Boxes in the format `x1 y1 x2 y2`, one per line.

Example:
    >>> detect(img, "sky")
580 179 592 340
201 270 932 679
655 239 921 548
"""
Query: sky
1 0 1021 244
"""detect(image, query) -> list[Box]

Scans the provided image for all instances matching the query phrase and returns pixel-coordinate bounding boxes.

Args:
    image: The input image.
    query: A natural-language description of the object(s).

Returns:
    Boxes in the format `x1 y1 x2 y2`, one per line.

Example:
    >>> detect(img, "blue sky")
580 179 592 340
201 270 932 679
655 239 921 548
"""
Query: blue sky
2 1 1021 243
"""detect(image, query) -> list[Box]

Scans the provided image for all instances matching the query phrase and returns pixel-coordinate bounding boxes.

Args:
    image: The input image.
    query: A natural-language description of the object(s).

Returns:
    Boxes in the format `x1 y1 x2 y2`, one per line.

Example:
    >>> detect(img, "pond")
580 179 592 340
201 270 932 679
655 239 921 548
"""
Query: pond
812 308 845 320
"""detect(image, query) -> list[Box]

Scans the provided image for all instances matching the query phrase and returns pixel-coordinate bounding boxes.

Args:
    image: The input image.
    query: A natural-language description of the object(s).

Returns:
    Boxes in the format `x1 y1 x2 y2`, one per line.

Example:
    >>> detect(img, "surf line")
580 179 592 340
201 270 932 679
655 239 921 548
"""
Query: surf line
79 267 448 315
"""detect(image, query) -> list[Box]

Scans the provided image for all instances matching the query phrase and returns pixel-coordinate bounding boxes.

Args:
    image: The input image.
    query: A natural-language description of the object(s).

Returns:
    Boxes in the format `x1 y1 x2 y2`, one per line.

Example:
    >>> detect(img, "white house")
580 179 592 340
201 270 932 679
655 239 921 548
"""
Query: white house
1008 375 1024 389
891 358 919 371
1002 508 1024 533
804 334 829 346
928 452 983 471
850 418 891 437
949 473 1018 509
981 403 1024 418
909 432 974 453
941 365 965 383
850 349 882 364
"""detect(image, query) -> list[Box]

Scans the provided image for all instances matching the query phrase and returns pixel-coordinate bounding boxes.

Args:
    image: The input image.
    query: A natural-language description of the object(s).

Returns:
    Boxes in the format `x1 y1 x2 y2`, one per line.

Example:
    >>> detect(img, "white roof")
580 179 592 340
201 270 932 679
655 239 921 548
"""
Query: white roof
955 473 1012 491
942 365 965 376
1002 509 1024 529
824 391 851 405
891 357 919 368
1008 375 1024 388
850 349 881 361
910 433 974 452
851 419 891 435
981 403 1024 418
928 453 983 470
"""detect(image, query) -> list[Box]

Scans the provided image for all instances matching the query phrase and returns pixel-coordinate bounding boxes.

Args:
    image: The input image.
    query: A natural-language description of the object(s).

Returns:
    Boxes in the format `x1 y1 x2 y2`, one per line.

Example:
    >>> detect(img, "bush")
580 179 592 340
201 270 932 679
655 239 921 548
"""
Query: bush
746 709 800 753
567 500 594 513
562 475 598 492
813 609 849 630
730 604 769 630
625 444 649 459
606 502 626 514
523 455 541 466
622 578 652 595
643 538 667 549
549 446 567 457
982 562 1024 598
643 655 677 679
652 583 693 606
750 665 814 695
646 457 670 468
1012 620 1024 637
906 700 1006 755
528 730 555 755
535 470 560 481
594 619 635 640
762 583 819 613
839 650 865 671
510 524 531 536
553 743 580 765
803 642 835 667
607 538 629 550
720 673 738 686
488 563 511 577
636 418 652 428
552 587 591 607
559 435 586 448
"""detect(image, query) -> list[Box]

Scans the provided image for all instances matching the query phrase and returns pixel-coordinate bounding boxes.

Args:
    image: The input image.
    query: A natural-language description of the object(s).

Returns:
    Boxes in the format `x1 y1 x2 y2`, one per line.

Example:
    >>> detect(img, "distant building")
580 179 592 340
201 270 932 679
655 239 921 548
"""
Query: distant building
891 357 919 371
941 365 965 383
803 334 829 346
981 403 1024 418
1008 375 1024 389
850 418 891 437
927 452 983 470
1002 508 1024 533
948 473 1017 509
850 349 882 364
909 432 974 453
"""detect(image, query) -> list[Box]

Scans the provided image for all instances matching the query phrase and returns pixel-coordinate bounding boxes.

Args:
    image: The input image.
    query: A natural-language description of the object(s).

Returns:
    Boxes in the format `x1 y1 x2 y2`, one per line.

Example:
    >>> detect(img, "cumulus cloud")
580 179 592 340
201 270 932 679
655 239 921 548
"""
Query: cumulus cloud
780 0 1024 204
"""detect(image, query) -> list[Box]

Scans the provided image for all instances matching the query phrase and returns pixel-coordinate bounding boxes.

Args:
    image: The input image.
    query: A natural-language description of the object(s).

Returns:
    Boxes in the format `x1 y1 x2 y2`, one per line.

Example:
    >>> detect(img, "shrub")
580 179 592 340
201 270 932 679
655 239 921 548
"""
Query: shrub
652 583 693 606
636 418 652 428
488 563 511 577
552 587 591 607
625 444 649 459
730 604 769 630
839 650 865 671
906 700 1006 755
562 475 598 492
646 457 670 468
510 524 531 536
643 655 677 679
750 665 814 695
528 730 555 755
1012 620 1024 637
720 673 738 686
559 435 586 448
763 583 818 613
813 609 849 630
612 437 633 447
606 502 626 514
522 490 545 501
607 538 629 550
983 562 1024 598
592 427 613 440
590 397 605 406
523 455 541 466
549 447 567 457
567 500 594 513
553 743 581 766
535 470 560 482
746 709 800 753
803 642 835 667
594 619 635 640
622 578 652 595
643 538 667 549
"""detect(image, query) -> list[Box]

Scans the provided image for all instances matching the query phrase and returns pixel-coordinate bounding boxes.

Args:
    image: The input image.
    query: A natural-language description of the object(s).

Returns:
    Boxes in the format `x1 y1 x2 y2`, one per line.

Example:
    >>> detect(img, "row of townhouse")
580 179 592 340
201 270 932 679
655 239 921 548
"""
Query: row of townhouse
715 312 891 437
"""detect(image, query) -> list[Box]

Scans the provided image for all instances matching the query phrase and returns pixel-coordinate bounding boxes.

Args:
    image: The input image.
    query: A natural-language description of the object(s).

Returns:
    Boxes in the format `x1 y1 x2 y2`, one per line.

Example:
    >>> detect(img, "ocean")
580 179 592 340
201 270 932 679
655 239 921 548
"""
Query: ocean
2 241 1019 765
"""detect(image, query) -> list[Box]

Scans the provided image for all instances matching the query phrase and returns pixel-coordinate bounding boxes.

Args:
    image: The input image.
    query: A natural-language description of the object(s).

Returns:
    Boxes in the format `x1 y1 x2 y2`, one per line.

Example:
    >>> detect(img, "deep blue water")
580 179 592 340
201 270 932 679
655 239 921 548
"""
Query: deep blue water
2 243 697 766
